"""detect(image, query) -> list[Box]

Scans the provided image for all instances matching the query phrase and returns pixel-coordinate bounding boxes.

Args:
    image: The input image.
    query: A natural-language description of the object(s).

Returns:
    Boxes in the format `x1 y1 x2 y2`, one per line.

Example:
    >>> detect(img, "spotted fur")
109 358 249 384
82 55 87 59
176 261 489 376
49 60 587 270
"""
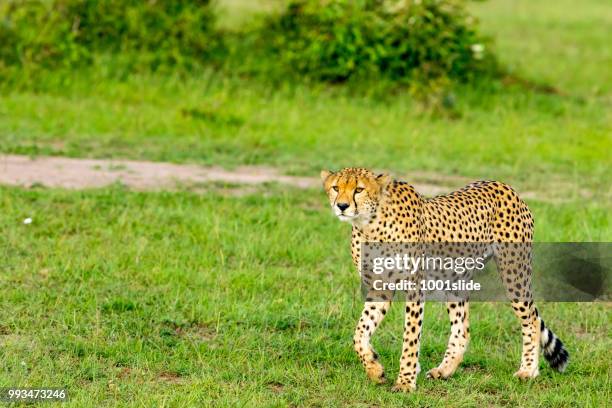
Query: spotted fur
321 168 569 392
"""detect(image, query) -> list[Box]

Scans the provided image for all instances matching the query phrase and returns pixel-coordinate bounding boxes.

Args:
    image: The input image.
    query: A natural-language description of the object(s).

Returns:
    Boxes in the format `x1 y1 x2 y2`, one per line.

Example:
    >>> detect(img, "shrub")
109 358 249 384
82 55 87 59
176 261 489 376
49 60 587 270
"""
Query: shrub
260 0 498 85
0 0 219 73
0 1 87 70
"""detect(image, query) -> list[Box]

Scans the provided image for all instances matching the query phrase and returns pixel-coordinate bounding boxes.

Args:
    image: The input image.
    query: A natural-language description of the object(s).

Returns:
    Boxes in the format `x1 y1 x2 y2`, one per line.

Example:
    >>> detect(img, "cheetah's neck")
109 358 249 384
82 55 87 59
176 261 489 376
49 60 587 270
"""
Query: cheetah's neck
353 181 425 242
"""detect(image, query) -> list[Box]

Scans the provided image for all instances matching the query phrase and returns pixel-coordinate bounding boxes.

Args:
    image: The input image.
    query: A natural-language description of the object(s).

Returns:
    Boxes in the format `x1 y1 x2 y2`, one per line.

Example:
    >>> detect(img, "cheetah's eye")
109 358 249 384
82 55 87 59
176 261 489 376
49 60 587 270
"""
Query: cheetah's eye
332 186 339 192
355 187 364 193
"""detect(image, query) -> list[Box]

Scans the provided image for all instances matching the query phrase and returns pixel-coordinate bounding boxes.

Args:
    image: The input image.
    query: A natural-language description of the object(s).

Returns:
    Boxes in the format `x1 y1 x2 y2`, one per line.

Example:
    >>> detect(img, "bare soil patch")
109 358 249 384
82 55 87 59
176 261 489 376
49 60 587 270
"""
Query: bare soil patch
0 154 579 202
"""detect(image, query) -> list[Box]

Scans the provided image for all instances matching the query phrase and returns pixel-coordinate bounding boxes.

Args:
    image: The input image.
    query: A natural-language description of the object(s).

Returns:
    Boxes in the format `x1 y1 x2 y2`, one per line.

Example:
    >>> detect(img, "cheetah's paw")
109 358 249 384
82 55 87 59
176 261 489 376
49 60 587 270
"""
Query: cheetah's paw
365 361 386 384
513 367 539 380
391 381 416 393
426 366 452 380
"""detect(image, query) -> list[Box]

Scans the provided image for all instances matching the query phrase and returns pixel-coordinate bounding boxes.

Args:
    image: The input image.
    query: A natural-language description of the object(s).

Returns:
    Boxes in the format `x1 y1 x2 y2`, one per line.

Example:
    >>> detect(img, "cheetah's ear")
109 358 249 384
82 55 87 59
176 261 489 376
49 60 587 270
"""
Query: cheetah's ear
375 173 392 188
320 170 333 183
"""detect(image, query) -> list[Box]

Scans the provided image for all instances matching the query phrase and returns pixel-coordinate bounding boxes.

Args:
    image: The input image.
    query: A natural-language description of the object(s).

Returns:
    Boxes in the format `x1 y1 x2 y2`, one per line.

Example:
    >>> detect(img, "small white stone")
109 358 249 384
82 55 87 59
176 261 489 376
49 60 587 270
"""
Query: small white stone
23 218 32 225
471 44 485 54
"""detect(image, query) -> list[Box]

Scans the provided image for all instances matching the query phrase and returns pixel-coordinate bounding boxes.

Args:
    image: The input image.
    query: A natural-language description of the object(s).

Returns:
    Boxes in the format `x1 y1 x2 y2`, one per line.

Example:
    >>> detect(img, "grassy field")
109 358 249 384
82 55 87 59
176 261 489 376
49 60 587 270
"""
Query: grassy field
0 1 610 197
0 0 610 406
0 186 610 407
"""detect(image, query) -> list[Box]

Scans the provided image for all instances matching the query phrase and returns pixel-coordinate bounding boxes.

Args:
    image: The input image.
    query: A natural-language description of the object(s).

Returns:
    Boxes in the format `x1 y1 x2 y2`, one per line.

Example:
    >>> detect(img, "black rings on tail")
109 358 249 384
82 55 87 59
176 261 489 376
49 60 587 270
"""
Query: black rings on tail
540 318 569 372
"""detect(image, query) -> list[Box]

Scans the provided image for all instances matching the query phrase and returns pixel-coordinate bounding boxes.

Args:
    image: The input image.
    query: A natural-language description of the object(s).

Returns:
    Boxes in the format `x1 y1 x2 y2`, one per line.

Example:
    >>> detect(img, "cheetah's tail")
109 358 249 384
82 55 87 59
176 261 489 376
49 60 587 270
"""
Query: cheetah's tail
539 316 569 372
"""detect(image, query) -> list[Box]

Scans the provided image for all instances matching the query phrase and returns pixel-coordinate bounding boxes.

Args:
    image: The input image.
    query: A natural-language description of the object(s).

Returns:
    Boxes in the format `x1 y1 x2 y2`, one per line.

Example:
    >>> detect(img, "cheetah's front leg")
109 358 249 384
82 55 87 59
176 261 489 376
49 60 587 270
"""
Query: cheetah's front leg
427 301 470 380
353 300 391 384
392 300 424 393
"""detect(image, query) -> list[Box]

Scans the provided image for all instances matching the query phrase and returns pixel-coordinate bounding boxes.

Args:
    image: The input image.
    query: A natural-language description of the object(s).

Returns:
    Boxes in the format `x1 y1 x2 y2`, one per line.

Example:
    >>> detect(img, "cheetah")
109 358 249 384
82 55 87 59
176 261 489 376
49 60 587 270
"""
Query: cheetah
321 167 569 393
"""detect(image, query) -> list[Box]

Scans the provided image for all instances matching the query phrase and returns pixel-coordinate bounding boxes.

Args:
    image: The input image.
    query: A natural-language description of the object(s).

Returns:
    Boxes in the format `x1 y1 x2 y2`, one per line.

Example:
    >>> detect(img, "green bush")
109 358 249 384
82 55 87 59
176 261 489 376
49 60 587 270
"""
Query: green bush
0 0 219 73
0 1 87 71
260 0 498 85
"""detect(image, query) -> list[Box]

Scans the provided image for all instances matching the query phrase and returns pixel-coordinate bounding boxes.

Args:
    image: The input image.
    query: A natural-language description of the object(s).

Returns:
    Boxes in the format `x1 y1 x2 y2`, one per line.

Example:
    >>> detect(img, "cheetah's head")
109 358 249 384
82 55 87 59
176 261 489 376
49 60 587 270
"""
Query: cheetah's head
320 168 391 224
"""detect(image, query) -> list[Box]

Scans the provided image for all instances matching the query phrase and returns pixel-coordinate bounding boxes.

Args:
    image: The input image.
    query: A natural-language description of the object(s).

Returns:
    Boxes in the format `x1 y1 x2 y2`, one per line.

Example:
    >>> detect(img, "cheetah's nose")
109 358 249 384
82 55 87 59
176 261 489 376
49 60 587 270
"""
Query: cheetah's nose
337 203 349 211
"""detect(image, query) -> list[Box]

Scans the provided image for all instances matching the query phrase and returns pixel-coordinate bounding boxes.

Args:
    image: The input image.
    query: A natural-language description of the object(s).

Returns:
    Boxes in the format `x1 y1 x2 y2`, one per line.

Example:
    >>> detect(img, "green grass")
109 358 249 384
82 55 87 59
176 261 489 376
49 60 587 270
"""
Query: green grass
0 0 610 406
472 0 612 96
0 186 610 407
0 0 610 198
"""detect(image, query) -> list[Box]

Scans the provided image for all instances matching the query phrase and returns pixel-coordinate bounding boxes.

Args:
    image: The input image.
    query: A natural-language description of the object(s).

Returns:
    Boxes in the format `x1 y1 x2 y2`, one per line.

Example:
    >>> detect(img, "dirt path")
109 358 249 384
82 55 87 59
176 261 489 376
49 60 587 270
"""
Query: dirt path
0 154 560 201
0 154 318 190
